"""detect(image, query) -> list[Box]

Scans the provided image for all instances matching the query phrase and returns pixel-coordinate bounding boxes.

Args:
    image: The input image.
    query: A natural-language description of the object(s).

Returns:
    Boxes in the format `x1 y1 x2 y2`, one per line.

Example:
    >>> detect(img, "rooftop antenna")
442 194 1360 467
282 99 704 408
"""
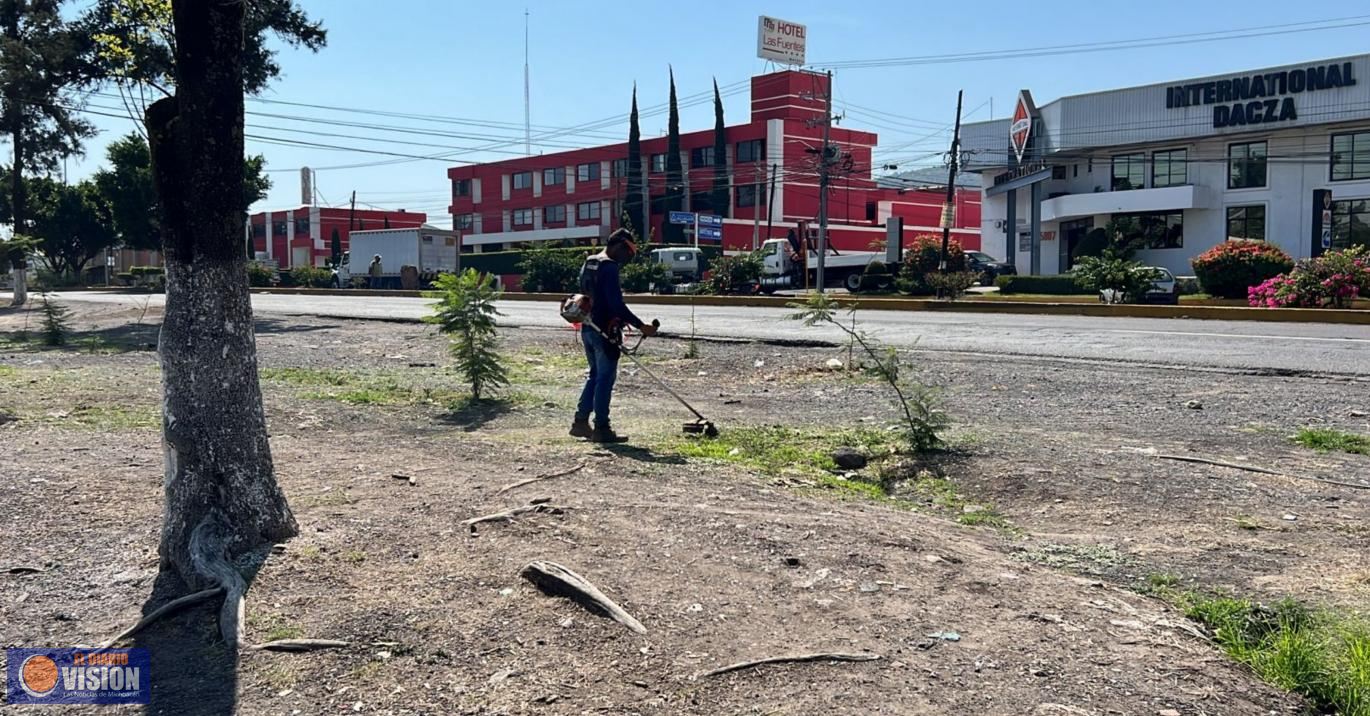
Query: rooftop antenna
523 8 531 156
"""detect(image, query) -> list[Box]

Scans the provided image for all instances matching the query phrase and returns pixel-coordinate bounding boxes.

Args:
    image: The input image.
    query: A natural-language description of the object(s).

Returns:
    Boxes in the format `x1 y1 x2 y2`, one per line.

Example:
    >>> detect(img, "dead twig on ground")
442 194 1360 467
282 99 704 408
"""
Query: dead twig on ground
463 501 564 534
698 652 881 678
497 463 586 496
99 587 225 649
5 565 45 575
249 638 350 652
1155 454 1370 491
520 560 646 634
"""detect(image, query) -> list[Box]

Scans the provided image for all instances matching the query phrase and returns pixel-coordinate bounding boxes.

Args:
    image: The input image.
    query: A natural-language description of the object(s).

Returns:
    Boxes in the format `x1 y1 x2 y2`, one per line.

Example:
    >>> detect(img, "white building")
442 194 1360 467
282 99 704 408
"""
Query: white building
960 53 1370 276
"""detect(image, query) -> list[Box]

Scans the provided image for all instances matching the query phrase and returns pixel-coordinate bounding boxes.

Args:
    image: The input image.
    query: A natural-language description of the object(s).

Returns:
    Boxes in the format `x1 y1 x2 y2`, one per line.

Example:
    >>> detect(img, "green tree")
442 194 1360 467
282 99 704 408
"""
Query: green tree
710 78 729 219
426 269 508 401
664 67 684 244
329 227 341 267
92 133 271 251
1 0 97 305
623 85 643 237
131 0 311 647
27 177 117 278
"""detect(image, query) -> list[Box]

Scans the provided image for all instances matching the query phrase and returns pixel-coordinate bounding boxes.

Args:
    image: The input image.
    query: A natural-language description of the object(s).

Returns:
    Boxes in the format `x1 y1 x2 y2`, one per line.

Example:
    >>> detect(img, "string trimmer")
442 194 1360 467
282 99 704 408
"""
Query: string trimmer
586 318 719 438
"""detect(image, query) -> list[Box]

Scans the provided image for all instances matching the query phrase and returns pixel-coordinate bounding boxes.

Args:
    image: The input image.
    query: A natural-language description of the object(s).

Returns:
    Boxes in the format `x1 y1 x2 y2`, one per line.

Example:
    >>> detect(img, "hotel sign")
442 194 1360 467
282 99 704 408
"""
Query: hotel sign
757 16 806 66
1166 61 1357 129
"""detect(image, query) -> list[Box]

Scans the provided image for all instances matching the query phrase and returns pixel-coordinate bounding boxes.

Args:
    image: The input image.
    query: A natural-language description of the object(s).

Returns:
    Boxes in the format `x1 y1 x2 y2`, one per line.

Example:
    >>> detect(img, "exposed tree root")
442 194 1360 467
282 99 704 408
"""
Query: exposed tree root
1156 454 1370 490
98 587 226 649
698 652 881 678
464 501 564 534
190 510 249 647
249 638 350 652
497 463 586 496
520 560 646 634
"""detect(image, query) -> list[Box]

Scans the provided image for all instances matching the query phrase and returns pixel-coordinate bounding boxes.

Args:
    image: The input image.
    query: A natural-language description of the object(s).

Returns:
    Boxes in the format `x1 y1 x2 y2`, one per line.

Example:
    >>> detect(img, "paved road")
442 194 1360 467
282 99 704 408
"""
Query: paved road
30 290 1370 376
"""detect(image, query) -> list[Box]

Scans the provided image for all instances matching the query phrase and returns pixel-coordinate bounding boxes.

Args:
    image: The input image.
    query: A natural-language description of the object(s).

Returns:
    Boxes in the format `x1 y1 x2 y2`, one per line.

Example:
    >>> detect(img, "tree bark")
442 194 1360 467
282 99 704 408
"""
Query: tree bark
4 2 27 307
147 0 296 645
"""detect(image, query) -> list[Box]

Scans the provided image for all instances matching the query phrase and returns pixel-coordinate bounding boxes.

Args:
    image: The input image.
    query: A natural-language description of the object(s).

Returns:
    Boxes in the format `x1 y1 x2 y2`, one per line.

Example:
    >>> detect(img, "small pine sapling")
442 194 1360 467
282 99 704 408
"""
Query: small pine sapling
789 292 948 452
39 290 72 347
426 269 508 400
683 299 700 359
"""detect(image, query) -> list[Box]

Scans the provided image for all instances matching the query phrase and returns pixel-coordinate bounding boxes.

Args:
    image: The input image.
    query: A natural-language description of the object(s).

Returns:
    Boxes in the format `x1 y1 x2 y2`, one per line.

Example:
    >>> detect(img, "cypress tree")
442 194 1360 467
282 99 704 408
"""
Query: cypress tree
624 86 644 238
330 227 342 266
710 78 729 219
664 67 684 244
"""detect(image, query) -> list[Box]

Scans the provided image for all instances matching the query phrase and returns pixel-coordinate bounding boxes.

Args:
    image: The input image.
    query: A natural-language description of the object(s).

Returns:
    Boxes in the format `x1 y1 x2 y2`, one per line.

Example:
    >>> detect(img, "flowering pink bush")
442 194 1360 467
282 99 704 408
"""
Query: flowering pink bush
1248 246 1369 308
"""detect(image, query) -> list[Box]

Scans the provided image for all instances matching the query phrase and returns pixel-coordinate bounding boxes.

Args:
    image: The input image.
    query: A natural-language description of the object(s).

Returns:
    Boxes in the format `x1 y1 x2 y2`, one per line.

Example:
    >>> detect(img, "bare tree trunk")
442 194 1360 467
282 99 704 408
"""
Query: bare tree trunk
3 1 26 308
11 264 25 306
146 0 296 646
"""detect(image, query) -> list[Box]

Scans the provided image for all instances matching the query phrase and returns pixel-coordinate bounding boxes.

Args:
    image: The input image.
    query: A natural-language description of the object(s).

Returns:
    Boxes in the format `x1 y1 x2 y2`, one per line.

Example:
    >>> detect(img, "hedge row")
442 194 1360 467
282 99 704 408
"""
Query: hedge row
994 274 1089 295
457 244 723 277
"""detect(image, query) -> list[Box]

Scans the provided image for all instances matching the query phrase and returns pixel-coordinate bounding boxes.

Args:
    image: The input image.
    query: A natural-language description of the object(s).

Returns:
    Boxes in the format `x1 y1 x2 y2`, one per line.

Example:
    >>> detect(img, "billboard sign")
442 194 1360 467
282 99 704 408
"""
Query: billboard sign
1010 90 1036 164
757 16 806 66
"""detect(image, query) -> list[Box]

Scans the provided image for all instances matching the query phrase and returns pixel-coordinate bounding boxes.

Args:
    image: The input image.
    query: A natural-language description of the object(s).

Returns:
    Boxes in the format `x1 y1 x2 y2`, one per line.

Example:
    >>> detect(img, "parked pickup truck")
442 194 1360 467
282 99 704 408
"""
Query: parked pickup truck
757 237 883 292
332 227 457 288
650 247 706 282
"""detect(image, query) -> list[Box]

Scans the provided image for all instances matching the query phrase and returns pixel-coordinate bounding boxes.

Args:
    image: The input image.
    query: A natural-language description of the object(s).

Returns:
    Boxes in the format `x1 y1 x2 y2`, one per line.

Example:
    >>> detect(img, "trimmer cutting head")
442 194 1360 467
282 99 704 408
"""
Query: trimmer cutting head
682 420 719 438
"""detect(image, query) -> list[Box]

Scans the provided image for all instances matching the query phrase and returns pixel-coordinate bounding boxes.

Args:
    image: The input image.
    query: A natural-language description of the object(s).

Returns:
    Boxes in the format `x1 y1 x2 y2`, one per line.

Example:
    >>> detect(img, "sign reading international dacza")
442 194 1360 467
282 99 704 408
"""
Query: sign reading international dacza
7 648 150 705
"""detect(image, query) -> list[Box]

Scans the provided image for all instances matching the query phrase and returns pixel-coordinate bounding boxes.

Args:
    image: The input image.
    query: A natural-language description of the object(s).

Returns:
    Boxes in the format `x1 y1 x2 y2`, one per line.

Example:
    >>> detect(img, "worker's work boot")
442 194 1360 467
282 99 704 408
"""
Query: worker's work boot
568 416 593 439
589 424 629 444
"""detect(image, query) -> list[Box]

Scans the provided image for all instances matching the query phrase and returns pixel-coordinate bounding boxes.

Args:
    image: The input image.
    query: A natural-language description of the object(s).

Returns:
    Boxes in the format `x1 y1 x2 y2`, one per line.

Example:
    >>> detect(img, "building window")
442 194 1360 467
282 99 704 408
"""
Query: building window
690 147 716 168
294 217 310 234
544 205 566 223
736 184 758 208
650 154 666 174
1226 205 1266 241
736 139 764 163
611 158 629 178
543 167 565 187
1331 199 1370 250
452 178 471 197
1111 211 1184 249
512 171 533 190
1111 153 1145 191
577 162 600 182
1152 149 1188 188
1331 131 1370 182
455 213 473 231
512 209 533 226
272 220 287 236
251 222 266 237
1228 141 1268 190
690 191 712 214
577 201 601 222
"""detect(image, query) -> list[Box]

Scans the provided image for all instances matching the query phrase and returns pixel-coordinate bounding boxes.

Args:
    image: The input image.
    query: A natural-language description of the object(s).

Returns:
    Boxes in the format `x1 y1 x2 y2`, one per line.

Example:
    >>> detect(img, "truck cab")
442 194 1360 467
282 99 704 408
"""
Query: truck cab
650 247 706 282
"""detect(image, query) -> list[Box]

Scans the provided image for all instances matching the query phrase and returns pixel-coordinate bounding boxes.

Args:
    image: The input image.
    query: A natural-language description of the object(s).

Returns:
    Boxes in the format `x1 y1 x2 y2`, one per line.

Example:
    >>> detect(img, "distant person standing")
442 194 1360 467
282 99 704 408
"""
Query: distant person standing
368 254 383 289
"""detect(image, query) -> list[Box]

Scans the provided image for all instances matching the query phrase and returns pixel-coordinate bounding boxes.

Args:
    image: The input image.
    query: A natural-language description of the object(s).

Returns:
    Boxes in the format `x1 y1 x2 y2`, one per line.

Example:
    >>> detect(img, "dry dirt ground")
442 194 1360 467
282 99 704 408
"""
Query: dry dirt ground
2 300 1368 715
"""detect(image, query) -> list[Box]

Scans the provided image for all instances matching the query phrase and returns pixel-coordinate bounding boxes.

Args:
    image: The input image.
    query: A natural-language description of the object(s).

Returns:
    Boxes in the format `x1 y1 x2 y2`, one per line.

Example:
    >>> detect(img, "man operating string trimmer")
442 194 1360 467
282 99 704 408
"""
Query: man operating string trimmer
568 229 658 443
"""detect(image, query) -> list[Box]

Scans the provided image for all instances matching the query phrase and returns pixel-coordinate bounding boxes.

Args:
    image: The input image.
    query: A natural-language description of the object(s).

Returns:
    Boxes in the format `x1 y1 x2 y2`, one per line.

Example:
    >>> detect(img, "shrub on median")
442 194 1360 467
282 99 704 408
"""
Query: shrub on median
1192 240 1294 299
994 274 1087 295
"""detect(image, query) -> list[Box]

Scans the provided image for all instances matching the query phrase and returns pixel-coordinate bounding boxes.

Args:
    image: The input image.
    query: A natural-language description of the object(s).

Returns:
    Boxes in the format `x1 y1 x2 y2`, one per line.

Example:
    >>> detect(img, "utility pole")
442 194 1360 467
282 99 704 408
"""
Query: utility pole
348 190 357 232
938 89 964 274
765 162 777 244
523 9 531 156
803 70 837 292
751 164 762 250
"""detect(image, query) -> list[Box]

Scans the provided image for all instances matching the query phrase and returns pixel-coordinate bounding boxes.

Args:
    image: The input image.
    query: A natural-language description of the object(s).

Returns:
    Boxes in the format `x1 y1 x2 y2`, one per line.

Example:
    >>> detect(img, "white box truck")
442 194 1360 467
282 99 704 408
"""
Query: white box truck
332 226 458 288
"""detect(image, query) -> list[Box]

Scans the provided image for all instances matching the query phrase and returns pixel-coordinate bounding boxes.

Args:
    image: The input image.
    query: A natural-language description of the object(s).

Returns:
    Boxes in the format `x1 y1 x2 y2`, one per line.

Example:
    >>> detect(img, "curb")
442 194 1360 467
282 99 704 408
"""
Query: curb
63 287 1370 325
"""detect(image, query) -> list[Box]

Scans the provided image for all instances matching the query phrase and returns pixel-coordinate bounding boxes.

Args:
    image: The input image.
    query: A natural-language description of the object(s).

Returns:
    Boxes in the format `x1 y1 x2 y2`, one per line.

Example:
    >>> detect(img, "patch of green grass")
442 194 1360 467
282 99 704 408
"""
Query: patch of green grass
343 550 367 564
1014 543 1127 575
1294 427 1370 456
260 366 358 386
294 490 357 510
669 425 897 476
0 365 15 378
905 472 1009 529
37 404 160 431
1148 572 1181 589
1177 592 1370 716
294 545 323 561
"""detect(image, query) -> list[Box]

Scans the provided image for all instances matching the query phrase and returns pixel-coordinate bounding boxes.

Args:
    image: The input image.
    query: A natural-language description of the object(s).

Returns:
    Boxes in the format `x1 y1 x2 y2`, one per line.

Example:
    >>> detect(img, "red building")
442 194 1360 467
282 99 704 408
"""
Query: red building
446 69 980 255
246 206 428 269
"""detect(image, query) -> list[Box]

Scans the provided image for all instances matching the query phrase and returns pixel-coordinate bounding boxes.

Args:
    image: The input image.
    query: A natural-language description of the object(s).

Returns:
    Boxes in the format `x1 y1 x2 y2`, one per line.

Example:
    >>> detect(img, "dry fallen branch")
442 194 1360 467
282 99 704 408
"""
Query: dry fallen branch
99 587 226 649
1156 454 1370 491
463 502 564 534
5 565 45 575
520 560 646 634
497 463 586 496
249 638 350 652
698 652 881 678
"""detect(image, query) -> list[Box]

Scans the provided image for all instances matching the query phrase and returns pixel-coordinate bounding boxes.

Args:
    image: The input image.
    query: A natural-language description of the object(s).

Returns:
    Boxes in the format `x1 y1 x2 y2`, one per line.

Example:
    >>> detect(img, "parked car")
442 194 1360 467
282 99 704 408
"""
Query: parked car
965 251 1016 286
1098 266 1179 305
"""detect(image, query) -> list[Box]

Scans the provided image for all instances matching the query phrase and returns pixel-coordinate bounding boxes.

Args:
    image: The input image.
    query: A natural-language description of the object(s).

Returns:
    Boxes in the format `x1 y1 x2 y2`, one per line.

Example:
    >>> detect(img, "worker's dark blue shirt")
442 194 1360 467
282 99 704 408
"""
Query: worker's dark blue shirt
583 255 642 331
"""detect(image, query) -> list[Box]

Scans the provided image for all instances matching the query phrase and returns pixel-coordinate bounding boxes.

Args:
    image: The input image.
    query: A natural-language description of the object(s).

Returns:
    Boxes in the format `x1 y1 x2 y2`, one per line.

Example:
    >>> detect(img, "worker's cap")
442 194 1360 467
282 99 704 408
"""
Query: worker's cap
606 228 637 250
373 254 381 259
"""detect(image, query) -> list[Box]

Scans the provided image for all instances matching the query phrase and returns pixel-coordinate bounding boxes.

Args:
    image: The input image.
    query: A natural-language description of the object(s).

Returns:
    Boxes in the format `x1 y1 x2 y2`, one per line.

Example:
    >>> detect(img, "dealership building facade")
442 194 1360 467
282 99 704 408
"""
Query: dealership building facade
960 53 1370 276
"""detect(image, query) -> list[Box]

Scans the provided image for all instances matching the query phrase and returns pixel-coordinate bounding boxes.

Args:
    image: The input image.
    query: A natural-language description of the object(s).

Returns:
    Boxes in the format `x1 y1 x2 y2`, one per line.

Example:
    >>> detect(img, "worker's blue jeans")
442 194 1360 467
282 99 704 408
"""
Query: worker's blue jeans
577 326 619 428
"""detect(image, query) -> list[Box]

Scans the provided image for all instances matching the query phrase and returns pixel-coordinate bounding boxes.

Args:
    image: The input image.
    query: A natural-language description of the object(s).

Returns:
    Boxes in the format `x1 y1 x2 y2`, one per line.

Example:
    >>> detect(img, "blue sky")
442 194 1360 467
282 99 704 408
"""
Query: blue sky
64 0 1370 227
